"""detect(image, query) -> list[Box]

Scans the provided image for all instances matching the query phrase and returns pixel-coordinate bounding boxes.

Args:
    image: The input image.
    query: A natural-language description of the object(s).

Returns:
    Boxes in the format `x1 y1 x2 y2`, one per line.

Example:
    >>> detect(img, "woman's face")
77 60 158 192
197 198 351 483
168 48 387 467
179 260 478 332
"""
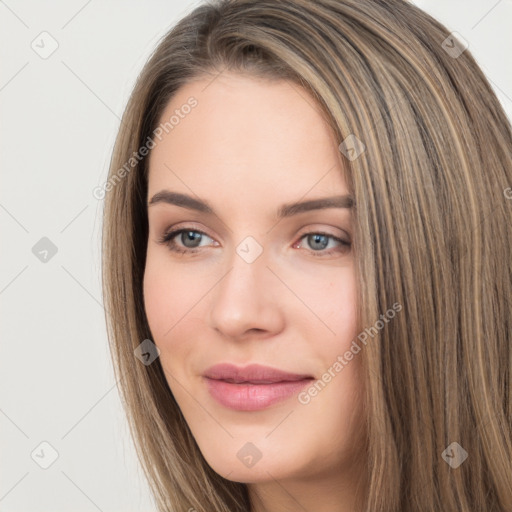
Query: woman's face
144 72 366 490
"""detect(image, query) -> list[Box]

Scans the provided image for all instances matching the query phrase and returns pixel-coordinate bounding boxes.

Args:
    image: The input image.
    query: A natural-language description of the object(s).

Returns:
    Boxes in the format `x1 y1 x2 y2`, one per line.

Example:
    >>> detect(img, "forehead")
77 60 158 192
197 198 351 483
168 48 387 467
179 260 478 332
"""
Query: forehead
147 72 348 206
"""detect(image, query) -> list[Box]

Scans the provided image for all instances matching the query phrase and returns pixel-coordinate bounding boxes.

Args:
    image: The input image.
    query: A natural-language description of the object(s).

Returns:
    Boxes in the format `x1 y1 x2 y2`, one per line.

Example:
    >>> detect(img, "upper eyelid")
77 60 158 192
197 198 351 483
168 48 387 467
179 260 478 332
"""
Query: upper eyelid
150 204 353 236
161 223 350 237
163 225 214 241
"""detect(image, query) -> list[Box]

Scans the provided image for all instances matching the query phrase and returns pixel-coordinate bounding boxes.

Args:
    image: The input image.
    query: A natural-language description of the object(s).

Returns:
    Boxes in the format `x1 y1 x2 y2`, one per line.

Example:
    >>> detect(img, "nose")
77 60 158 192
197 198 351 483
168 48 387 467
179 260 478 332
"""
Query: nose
208 244 285 340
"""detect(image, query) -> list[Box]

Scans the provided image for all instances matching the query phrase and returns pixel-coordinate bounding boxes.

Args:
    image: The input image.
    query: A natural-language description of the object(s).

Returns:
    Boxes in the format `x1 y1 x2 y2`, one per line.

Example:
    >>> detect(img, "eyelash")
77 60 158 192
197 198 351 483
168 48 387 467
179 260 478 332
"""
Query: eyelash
157 227 351 257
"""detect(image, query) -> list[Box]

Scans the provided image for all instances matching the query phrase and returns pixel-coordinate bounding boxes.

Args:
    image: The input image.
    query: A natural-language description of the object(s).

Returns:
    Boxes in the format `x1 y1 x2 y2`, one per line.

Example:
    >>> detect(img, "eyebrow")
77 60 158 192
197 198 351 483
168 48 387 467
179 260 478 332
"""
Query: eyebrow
148 190 354 218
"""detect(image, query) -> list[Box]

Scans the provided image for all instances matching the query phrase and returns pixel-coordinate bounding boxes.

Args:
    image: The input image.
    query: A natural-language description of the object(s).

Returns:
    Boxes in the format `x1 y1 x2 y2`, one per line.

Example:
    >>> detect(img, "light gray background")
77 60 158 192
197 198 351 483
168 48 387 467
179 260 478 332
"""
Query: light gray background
1 1 511 510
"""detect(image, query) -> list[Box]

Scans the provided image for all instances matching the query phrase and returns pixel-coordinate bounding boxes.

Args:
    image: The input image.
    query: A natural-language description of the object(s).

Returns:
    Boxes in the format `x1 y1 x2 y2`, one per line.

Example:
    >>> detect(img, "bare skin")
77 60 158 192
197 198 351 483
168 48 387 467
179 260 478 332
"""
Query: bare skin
144 71 368 512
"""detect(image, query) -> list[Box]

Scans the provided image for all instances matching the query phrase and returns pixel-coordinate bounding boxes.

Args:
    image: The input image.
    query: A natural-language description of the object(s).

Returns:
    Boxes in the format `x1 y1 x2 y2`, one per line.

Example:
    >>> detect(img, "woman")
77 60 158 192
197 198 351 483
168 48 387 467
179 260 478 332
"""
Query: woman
101 0 512 510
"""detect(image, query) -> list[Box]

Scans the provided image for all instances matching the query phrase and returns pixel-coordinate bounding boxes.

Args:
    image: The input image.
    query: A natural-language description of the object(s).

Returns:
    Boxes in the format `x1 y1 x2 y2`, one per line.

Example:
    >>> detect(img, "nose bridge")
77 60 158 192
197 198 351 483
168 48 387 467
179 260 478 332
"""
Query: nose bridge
217 237 269 306
208 235 282 338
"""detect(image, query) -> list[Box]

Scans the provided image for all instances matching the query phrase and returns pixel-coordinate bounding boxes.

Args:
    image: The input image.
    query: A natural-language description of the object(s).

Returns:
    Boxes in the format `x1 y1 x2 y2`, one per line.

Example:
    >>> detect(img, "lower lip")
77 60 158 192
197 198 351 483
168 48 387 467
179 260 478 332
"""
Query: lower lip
204 377 313 411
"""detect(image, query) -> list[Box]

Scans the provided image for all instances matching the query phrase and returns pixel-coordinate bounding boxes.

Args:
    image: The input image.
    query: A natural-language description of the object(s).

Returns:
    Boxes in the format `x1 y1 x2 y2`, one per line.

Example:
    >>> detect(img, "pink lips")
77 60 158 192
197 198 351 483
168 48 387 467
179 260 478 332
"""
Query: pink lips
203 363 314 411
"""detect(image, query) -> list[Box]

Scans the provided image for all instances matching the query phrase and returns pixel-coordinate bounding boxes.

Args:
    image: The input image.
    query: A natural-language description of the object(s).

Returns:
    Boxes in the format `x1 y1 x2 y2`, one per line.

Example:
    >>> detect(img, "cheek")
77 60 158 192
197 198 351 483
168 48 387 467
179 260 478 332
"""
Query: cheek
142 252 213 374
143 260 192 386
143 259 172 339
327 272 357 331
142 253 195 348
288 264 359 348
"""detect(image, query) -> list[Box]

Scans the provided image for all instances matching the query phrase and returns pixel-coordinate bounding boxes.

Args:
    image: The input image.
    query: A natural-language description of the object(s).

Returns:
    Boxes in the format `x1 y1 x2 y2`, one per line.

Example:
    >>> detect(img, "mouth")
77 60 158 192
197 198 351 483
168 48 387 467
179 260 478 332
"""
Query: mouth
203 363 315 411
220 378 299 384
203 362 314 383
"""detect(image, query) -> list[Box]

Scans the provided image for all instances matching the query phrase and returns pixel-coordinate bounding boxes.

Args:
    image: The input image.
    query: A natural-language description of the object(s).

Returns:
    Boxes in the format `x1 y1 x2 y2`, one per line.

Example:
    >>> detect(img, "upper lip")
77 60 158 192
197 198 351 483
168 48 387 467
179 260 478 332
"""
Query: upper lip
203 363 314 384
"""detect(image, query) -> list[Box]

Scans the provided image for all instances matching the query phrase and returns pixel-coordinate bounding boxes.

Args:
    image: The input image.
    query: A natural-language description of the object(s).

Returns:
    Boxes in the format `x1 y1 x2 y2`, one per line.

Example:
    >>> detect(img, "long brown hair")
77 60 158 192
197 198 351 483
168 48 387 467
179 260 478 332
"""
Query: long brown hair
101 0 512 510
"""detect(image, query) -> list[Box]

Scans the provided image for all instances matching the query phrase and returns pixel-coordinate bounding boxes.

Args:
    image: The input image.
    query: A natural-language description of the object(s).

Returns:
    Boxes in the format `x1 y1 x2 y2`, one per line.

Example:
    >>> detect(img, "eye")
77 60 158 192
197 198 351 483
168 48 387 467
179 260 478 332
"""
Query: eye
158 228 216 254
157 227 351 257
294 232 351 257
